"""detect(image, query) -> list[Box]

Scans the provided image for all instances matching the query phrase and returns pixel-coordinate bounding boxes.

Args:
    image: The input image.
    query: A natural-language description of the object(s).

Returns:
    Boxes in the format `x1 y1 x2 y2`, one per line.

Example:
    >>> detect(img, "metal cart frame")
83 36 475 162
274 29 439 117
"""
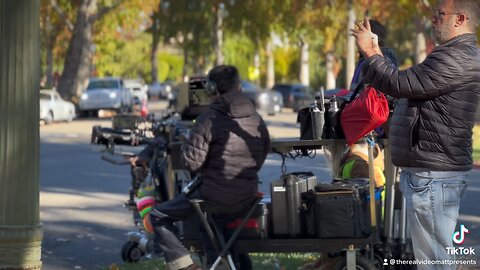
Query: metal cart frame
172 137 409 270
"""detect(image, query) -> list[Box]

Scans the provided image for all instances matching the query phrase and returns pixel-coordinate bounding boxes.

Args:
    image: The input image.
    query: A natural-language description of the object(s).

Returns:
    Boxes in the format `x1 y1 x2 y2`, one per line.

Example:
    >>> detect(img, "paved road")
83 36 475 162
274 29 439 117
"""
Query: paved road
39 101 480 269
39 101 329 269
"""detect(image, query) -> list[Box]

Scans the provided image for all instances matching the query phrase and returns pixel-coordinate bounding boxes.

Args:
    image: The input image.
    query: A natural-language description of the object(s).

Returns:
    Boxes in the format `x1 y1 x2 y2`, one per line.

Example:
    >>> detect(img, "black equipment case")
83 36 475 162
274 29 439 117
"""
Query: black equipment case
271 172 317 236
301 180 375 239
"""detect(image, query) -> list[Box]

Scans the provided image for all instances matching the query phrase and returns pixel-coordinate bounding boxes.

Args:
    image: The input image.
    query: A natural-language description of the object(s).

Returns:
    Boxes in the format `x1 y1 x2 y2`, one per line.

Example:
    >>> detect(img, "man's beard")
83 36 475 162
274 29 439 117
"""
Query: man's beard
433 24 453 44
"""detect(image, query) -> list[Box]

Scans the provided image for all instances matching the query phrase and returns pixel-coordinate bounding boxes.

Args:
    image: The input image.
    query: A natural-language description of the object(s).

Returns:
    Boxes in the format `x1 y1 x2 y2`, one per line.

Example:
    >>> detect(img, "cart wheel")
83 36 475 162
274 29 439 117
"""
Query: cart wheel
334 254 376 270
44 111 53 125
235 253 252 270
121 241 144 263
372 251 387 270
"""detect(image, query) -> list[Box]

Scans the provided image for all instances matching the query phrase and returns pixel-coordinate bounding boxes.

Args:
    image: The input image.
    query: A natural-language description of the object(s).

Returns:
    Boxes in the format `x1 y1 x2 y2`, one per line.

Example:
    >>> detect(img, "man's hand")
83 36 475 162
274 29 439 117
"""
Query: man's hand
351 17 383 58
129 156 139 167
130 155 148 169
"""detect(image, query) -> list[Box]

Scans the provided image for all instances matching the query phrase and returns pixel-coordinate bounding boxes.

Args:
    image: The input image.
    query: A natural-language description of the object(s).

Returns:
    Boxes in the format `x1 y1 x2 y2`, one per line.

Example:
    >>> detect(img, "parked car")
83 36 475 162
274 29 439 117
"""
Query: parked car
124 79 148 103
272 84 314 112
241 81 283 115
148 82 171 99
40 89 76 124
79 77 133 116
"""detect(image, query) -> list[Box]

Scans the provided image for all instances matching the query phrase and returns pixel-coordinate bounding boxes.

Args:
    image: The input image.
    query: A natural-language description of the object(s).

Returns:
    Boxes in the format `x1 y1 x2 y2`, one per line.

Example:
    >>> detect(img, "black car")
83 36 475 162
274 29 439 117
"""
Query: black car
272 84 314 112
241 81 283 115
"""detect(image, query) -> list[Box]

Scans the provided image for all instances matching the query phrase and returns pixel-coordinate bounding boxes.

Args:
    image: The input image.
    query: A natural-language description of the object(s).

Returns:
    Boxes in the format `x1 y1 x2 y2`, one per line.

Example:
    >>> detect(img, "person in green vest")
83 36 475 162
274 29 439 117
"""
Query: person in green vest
340 138 386 218
340 139 386 188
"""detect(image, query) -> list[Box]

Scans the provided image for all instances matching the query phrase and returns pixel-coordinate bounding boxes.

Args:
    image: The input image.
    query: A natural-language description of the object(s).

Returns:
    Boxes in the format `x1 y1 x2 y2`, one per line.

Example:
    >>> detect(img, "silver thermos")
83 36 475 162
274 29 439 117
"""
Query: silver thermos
327 95 341 139
311 100 324 139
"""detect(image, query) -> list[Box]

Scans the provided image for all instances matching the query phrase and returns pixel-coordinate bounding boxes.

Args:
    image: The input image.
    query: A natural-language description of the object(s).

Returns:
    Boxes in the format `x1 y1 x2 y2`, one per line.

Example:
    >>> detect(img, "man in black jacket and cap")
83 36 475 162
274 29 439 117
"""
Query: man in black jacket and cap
352 0 480 268
147 65 270 270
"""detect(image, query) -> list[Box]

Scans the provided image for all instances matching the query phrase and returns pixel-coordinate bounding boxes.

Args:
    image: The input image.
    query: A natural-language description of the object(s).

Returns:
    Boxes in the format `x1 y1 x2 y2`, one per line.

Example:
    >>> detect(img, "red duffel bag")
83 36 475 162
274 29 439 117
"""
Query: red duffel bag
340 85 389 146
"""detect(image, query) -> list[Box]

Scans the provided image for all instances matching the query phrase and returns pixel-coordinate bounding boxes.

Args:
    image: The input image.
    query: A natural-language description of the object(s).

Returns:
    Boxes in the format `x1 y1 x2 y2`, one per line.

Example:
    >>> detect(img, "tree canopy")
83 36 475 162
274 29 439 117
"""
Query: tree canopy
40 0 480 98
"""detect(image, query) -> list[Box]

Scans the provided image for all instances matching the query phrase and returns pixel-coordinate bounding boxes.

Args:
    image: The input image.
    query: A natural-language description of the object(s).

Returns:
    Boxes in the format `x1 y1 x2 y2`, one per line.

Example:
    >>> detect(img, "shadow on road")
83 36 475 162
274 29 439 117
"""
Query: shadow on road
41 138 136 269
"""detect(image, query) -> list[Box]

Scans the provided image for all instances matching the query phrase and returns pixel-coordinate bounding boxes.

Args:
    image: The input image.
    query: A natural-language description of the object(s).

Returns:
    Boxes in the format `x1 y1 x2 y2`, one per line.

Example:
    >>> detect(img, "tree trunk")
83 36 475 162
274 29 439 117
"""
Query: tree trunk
57 0 96 104
151 29 160 83
0 1 42 269
182 47 189 82
46 36 54 88
214 4 224 66
326 51 336 89
345 0 356 89
299 39 309 86
415 18 427 64
266 40 275 89
254 50 260 85
45 11 54 87
149 14 161 83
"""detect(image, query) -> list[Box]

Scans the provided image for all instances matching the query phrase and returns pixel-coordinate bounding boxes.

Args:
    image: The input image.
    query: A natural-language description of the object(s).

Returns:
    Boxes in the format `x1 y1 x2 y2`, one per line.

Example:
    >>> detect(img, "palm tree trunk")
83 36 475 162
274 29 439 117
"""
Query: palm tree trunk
214 4 224 66
151 29 160 83
326 51 336 89
266 40 275 89
415 18 427 64
346 0 356 89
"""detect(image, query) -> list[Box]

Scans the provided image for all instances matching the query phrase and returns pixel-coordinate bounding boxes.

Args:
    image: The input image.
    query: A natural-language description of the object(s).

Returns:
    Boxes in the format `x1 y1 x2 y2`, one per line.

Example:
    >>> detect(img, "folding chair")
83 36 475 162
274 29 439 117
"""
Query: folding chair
190 192 263 270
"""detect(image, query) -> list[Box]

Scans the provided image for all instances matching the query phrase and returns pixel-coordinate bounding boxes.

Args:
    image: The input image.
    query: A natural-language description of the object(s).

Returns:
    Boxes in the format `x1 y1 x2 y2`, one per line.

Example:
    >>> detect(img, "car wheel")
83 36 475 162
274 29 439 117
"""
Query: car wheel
44 111 53 125
89 110 98 118
293 104 299 113
66 110 74 122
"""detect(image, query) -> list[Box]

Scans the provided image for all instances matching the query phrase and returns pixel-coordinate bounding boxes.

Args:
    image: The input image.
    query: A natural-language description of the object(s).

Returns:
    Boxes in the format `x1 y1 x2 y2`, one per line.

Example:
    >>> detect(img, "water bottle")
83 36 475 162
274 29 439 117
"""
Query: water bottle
311 100 324 139
327 96 341 139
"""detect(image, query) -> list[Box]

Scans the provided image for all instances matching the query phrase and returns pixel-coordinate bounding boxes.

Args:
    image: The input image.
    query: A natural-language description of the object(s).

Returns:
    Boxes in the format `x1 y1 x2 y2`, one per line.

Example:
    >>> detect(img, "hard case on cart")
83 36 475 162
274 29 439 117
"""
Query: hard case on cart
302 180 380 239
271 172 317 236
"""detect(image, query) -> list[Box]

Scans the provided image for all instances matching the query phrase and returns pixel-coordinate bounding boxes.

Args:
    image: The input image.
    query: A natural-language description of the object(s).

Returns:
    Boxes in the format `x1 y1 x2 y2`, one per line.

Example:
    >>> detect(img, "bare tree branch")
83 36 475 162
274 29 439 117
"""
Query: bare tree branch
88 0 122 23
50 0 74 31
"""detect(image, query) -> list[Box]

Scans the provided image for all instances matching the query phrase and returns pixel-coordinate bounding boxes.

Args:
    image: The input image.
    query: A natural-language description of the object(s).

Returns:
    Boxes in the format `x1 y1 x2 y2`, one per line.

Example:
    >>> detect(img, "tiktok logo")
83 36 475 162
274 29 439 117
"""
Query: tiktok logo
453 224 469 245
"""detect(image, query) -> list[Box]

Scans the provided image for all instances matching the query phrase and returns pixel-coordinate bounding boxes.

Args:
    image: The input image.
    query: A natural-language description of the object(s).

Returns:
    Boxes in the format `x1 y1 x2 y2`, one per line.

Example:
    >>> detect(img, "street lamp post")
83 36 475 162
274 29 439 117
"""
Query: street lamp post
0 1 43 269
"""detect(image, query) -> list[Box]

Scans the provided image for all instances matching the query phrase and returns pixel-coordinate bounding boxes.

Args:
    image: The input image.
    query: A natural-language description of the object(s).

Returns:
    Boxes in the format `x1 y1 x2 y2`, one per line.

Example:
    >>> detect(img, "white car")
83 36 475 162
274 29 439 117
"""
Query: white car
79 77 133 116
40 89 76 124
124 80 148 103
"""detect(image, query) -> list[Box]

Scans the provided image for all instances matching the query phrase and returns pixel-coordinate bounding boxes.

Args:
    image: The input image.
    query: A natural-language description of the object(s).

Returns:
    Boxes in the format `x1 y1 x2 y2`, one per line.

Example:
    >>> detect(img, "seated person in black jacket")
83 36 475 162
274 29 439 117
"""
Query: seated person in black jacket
142 65 270 270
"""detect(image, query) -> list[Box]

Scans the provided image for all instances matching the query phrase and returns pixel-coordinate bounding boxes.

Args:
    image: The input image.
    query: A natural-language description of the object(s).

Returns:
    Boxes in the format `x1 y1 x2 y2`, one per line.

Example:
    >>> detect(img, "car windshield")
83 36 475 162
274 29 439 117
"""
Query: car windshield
241 81 259 93
40 93 50 100
87 80 119 90
272 85 293 94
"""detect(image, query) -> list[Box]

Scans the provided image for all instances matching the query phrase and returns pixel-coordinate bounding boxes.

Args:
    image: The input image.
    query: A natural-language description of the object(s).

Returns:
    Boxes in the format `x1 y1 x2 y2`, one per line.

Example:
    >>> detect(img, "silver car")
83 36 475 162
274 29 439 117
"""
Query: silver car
79 77 133 116
241 81 284 115
40 89 76 124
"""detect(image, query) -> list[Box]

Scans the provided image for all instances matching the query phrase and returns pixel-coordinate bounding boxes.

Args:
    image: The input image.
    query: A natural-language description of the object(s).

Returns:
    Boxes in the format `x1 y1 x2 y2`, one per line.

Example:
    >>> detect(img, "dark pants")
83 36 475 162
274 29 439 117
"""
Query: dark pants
149 192 199 269
150 191 226 268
